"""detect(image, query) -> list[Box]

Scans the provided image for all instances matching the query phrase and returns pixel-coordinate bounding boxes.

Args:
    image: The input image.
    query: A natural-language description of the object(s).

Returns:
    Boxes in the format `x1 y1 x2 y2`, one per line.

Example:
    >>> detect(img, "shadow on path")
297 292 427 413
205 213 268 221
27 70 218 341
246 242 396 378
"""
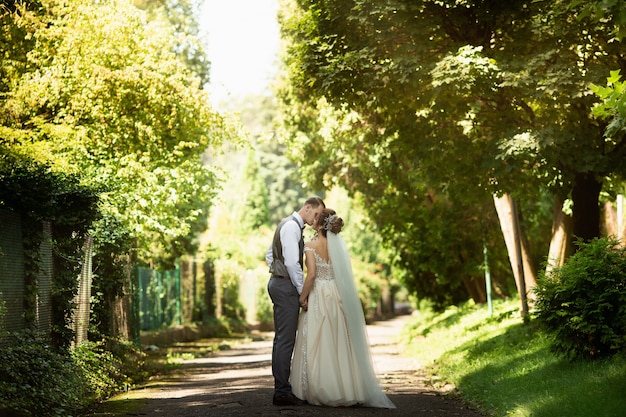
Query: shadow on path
85 315 485 417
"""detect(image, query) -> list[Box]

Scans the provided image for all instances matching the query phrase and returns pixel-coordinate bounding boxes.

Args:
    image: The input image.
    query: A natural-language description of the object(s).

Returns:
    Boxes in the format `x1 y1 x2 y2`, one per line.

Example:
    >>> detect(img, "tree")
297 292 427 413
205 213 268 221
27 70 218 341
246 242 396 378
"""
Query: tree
2 0 232 267
240 150 271 231
134 0 211 84
276 0 625 306
1 0 234 337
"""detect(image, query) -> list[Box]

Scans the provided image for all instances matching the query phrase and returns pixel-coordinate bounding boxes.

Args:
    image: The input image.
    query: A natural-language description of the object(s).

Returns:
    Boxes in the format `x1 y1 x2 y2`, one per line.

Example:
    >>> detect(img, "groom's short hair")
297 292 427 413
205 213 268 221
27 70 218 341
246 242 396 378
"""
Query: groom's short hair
303 196 325 209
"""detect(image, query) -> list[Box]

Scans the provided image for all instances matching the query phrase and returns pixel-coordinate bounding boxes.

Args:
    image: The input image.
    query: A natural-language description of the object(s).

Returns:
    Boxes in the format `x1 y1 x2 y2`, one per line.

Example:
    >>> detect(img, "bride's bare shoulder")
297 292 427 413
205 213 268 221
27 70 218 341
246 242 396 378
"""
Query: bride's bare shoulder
307 237 326 251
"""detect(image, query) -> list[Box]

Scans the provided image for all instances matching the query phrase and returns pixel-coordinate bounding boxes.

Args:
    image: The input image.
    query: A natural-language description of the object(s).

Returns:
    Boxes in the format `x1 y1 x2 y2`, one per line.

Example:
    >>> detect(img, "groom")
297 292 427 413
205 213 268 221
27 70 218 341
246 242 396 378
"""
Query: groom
266 196 325 406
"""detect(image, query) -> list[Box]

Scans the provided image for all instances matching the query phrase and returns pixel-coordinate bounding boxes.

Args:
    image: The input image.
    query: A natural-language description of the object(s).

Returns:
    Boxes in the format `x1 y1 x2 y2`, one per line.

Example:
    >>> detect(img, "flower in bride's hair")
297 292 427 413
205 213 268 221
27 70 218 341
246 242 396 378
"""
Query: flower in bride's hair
323 214 337 231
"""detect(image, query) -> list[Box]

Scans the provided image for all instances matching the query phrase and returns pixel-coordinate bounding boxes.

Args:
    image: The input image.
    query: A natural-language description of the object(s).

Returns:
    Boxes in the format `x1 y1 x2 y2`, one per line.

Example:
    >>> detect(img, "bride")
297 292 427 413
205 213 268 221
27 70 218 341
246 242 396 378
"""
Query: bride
290 208 395 409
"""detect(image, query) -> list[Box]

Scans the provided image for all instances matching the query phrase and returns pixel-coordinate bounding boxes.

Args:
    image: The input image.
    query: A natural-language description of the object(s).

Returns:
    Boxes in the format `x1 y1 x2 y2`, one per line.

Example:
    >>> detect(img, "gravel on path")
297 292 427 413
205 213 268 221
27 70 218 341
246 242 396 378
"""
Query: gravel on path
84 315 486 417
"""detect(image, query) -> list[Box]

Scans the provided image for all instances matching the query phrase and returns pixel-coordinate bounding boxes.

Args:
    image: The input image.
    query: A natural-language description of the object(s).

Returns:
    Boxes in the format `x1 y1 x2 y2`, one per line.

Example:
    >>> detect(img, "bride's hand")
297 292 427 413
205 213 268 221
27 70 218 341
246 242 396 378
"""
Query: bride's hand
299 296 308 311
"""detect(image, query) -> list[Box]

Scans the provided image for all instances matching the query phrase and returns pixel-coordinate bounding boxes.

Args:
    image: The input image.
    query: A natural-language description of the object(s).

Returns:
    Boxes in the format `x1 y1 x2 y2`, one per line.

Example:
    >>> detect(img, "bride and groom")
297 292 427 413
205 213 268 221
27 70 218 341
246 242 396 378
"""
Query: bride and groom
266 197 395 409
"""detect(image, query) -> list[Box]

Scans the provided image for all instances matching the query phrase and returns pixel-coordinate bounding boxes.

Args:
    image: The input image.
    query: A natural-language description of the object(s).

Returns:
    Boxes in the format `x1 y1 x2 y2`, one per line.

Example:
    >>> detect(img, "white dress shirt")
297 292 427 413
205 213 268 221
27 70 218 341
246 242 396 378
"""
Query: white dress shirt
266 212 305 294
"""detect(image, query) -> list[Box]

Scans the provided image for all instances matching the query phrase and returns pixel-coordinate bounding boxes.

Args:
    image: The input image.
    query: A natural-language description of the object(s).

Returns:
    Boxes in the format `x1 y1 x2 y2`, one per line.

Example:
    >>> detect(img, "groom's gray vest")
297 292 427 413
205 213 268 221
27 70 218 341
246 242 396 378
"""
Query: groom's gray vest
269 215 304 279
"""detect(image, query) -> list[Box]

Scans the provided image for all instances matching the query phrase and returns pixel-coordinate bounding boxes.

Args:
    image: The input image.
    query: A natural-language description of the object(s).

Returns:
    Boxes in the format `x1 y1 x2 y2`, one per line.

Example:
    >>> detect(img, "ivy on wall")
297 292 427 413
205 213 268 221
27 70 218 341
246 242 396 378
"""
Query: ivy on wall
0 150 100 350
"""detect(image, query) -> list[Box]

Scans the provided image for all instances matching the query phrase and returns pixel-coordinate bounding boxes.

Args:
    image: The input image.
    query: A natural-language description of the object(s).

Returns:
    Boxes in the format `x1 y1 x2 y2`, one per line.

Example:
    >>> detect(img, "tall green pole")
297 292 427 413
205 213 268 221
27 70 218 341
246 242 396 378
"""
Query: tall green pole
483 242 493 316
175 261 181 325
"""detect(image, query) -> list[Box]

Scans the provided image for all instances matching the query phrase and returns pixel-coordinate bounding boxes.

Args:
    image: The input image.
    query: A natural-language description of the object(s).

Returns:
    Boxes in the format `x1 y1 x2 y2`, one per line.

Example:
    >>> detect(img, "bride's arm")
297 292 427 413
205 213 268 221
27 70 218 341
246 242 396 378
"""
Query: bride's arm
299 247 317 308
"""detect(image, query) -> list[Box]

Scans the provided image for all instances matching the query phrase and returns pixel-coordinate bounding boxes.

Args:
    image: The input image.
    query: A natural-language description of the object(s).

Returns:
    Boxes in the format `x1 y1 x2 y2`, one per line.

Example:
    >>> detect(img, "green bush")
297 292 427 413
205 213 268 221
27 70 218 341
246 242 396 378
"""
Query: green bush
535 237 626 360
0 333 89 417
255 277 273 327
0 334 150 417
71 339 147 401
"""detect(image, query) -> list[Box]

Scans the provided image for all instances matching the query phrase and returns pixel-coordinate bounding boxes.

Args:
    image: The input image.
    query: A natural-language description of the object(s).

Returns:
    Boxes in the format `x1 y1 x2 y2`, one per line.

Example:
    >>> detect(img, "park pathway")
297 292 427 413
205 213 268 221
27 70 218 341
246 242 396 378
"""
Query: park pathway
85 315 485 417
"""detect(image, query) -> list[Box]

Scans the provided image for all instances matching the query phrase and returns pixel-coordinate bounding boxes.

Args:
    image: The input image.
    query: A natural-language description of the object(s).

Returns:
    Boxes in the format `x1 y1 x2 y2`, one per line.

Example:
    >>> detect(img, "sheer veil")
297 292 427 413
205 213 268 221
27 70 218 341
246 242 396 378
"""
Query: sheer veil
327 232 396 409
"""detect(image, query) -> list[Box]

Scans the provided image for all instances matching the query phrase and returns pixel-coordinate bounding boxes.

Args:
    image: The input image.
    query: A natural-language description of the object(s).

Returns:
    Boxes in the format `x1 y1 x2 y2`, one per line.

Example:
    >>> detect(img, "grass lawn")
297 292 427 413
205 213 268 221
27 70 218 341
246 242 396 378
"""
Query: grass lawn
401 299 626 417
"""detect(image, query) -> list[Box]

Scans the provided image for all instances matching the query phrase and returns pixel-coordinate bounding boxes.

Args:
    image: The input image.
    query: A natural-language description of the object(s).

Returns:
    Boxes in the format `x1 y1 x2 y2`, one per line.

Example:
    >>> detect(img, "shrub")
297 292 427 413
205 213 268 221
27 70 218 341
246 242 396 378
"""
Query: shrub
255 276 273 327
71 339 147 401
535 237 626 360
0 333 150 417
0 333 89 417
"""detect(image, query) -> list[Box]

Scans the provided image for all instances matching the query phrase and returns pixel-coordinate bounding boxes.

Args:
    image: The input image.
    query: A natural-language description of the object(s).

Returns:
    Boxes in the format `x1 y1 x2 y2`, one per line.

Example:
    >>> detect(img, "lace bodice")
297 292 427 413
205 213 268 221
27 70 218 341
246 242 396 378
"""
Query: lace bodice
305 247 334 281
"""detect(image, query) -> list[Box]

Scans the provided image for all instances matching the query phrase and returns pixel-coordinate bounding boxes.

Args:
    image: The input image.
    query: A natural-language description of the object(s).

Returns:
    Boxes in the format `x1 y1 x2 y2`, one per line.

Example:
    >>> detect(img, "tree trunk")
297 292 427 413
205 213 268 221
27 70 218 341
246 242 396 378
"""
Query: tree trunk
604 195 626 240
461 275 487 303
203 258 216 319
457 249 487 303
493 194 537 307
379 284 394 317
546 197 573 274
571 172 602 242
110 257 136 342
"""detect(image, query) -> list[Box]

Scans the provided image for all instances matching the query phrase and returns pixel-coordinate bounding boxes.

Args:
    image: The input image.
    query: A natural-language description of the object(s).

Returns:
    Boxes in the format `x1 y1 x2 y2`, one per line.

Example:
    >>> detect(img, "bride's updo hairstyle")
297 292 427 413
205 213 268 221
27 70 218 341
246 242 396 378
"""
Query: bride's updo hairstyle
319 208 344 237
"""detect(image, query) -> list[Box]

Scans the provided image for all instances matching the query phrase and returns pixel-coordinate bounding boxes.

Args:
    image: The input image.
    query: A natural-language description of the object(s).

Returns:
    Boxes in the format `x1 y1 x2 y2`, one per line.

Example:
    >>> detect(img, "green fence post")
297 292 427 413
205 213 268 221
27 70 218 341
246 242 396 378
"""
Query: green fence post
483 242 493 317
175 261 181 325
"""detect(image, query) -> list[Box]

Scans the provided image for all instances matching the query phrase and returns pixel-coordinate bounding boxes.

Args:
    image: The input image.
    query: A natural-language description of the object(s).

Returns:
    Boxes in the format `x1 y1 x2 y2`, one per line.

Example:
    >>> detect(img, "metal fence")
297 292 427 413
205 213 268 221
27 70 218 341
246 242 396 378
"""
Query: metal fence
0 210 26 333
0 211 55 336
136 259 212 331
0 209 92 344
72 235 93 345
137 265 181 331
1 206 228 339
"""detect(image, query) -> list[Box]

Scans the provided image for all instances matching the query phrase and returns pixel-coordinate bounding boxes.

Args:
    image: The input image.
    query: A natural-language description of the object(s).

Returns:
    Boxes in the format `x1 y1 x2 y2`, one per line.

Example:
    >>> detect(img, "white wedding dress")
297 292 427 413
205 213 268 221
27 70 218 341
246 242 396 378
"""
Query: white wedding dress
290 233 395 408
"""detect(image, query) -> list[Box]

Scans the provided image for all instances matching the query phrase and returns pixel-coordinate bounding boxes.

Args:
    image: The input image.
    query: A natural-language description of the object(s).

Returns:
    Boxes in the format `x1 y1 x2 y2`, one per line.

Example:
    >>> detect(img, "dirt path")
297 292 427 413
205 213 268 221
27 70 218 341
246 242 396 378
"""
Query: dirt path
85 315 485 417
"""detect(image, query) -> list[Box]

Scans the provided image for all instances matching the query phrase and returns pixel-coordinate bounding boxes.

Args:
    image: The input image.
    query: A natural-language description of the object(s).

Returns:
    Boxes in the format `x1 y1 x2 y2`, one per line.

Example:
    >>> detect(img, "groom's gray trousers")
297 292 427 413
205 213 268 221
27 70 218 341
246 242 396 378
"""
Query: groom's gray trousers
267 276 300 395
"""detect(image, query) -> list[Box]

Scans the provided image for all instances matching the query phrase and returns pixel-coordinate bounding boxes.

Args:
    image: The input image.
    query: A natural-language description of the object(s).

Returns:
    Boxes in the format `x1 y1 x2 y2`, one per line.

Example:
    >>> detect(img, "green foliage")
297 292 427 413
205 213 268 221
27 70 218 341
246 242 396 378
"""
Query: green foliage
71 339 147 401
89 214 134 339
0 151 99 226
276 0 523 305
0 332 89 417
2 0 237 342
0 333 150 417
352 257 383 314
214 258 246 320
571 0 626 41
255 278 274 325
323 188 402 315
0 151 99 347
591 70 626 148
199 91 325 326
535 237 626 360
1 0 233 269
240 151 271 230
135 0 211 84
256 138 314 225
277 0 626 304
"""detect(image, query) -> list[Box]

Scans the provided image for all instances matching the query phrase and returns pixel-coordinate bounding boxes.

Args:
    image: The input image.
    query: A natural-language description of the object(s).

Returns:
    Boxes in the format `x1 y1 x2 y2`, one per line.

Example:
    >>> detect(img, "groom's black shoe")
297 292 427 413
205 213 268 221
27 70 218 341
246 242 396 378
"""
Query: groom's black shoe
273 393 307 406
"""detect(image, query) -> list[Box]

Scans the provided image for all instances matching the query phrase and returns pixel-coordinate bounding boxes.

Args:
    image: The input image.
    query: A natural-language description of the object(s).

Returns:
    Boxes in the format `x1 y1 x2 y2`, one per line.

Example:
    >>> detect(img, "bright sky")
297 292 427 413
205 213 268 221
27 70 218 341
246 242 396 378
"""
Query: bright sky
199 0 280 108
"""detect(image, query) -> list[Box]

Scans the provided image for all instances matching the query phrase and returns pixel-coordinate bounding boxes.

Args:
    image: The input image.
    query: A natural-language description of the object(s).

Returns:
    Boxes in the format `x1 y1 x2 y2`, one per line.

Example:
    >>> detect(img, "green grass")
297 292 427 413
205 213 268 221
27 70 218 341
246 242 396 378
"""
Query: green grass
401 299 626 417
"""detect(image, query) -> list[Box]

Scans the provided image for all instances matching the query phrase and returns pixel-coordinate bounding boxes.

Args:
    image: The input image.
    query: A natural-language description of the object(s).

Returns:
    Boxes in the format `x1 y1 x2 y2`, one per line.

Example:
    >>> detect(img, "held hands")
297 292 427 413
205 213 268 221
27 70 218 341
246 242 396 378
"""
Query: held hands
299 295 308 311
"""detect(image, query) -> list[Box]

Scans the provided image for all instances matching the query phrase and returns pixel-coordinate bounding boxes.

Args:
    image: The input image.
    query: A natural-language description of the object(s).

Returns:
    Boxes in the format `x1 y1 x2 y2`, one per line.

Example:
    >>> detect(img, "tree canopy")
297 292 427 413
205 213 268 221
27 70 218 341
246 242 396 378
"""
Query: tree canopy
0 0 239 342
1 0 236 268
277 0 625 306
